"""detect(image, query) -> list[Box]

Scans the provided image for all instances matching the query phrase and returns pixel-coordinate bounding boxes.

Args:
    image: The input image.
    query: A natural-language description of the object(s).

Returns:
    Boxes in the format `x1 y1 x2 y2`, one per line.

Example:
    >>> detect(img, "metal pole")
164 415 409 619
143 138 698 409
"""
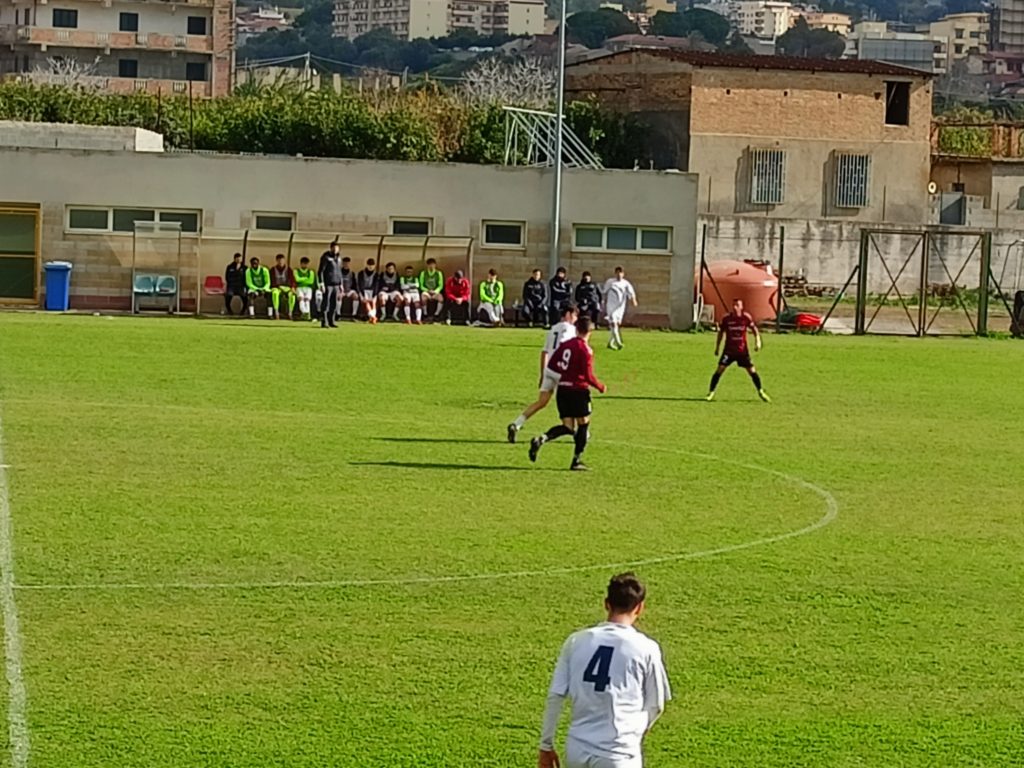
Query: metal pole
917 231 930 337
548 0 568 279
775 224 785 333
188 79 195 152
855 230 868 335
978 231 991 336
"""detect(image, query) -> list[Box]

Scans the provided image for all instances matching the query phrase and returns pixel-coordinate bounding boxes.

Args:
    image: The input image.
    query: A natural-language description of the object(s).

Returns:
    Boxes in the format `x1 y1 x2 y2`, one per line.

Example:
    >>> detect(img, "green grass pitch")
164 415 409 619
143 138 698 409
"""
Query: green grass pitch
0 313 1022 768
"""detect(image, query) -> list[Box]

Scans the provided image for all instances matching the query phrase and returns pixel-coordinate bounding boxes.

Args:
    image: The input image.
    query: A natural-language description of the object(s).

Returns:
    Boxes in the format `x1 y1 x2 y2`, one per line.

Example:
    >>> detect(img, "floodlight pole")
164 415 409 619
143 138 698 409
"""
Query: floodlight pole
548 0 568 279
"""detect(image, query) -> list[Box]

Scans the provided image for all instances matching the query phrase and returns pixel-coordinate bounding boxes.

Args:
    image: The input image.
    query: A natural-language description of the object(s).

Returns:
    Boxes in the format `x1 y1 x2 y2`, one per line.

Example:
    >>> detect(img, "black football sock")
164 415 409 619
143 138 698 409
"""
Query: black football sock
573 423 589 460
751 372 763 390
544 424 574 442
709 372 722 392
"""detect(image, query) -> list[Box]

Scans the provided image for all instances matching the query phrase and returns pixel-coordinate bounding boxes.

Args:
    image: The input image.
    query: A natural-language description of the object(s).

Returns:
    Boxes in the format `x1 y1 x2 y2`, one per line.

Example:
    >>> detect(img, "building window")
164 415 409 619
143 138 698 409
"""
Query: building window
390 218 431 236
52 8 78 28
572 225 671 252
118 59 138 78
750 148 786 205
119 12 139 32
884 81 910 126
185 62 207 81
67 206 200 234
187 16 207 35
954 28 964 38
834 153 871 208
253 212 295 231
482 221 525 247
954 43 964 54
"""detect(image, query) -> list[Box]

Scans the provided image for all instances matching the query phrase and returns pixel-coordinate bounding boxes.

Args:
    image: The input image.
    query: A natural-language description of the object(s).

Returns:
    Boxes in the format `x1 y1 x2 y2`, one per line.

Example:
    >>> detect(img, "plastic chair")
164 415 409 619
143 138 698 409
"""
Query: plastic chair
156 275 178 295
133 274 156 295
203 275 225 295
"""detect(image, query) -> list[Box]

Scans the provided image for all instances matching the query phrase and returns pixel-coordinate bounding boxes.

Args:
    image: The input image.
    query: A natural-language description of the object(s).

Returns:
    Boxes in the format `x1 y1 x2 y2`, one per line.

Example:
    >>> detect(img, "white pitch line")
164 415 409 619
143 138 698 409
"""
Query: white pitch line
0 406 30 768
14 446 839 593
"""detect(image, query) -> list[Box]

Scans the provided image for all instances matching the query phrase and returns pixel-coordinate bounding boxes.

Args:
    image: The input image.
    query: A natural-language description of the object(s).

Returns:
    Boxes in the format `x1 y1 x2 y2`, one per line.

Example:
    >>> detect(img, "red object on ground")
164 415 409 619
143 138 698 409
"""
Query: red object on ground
795 313 822 331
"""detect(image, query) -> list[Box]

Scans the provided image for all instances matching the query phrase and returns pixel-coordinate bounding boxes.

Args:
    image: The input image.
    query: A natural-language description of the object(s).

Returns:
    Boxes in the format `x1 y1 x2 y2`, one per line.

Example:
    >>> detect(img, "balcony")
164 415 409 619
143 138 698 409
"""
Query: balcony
1 72 212 96
0 25 213 53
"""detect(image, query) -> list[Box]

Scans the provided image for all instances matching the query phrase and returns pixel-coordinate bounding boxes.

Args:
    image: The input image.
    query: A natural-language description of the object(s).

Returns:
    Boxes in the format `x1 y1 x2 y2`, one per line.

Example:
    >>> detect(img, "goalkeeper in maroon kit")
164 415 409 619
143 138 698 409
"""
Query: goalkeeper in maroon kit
707 298 771 402
528 316 606 471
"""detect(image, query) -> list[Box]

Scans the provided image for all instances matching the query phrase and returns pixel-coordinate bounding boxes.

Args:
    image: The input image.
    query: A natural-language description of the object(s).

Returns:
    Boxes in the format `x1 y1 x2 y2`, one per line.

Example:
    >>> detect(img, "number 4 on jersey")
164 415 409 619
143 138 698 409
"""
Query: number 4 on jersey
582 645 614 692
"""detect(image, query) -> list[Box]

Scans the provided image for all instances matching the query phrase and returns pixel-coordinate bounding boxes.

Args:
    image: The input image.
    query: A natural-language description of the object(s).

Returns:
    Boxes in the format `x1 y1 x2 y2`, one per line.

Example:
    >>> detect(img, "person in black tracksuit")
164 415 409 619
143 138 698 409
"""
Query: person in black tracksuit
224 252 247 314
522 269 548 327
318 243 343 328
575 270 602 325
548 266 573 325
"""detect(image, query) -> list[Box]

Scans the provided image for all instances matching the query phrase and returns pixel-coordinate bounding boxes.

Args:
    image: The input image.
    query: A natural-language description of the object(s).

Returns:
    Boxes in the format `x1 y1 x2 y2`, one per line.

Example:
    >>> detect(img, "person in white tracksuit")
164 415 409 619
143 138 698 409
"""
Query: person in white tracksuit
538 572 671 768
602 267 638 351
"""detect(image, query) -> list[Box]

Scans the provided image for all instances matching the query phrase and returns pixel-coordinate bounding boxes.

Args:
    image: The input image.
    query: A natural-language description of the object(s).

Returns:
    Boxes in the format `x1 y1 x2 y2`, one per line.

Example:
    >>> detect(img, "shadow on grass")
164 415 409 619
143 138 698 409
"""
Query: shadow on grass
350 460 548 472
373 436 499 445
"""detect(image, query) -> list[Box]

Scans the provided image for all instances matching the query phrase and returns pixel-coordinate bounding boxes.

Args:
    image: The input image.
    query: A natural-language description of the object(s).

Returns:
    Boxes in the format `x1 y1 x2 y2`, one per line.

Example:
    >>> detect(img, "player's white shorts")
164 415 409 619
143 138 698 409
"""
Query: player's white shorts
360 289 376 301
607 307 626 325
296 286 313 300
540 370 560 393
380 290 402 303
565 740 642 768
403 290 421 303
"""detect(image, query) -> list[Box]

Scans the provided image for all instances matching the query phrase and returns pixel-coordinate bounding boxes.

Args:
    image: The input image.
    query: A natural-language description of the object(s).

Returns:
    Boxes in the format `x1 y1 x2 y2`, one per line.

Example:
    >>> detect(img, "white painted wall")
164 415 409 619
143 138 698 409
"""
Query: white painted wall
17 0 211 36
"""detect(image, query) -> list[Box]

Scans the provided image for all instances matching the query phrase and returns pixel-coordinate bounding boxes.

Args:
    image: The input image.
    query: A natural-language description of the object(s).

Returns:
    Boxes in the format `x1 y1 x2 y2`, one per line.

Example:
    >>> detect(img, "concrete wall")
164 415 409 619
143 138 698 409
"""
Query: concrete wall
0 121 163 152
5 0 212 35
0 148 699 328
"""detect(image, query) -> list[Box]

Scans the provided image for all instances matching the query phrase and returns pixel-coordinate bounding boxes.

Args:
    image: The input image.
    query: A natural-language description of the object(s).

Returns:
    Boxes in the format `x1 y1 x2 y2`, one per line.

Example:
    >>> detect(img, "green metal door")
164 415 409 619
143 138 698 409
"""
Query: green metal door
0 208 39 303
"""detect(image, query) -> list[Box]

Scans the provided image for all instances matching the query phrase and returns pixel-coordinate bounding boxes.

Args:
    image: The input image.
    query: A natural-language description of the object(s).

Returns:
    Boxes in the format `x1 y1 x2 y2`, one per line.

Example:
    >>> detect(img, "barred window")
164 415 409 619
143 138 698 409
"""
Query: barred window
835 154 871 208
750 148 786 205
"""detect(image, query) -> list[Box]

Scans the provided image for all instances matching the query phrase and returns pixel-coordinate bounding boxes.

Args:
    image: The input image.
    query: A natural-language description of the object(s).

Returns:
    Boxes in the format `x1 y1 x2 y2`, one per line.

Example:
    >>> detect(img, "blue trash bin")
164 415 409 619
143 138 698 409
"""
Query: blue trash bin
44 261 73 311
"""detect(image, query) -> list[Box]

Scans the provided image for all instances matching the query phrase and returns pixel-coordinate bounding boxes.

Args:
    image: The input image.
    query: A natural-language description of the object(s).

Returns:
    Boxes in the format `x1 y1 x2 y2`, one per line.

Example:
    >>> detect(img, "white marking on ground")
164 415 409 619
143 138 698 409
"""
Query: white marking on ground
0 406 30 768
14 443 838 593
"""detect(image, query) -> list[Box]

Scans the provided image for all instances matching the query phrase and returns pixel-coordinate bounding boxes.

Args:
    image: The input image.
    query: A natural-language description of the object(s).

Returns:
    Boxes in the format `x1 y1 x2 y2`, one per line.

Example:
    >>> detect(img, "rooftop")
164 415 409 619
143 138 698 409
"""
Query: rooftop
568 48 933 77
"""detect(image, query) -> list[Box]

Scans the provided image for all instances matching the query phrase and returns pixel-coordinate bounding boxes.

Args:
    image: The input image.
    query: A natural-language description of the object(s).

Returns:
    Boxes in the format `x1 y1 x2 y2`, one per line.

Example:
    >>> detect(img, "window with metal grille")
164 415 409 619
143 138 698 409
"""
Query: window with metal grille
834 154 871 208
750 148 786 205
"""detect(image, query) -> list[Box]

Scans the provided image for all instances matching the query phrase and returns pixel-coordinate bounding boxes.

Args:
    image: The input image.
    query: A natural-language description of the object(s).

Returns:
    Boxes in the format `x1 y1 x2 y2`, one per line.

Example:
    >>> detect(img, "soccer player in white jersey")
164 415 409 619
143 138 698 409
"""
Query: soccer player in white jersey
602 266 638 351
539 572 671 768
507 303 579 444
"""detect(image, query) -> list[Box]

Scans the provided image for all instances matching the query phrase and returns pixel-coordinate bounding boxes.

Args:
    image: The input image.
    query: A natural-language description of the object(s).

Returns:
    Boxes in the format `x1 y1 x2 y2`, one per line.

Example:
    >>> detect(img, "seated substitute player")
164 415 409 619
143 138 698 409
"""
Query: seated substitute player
538 572 671 768
356 258 379 323
419 258 445 320
477 269 505 326
603 266 638 351
400 265 423 324
377 262 403 321
244 256 272 318
506 303 579 444
528 316 606 472
522 269 549 327
575 271 602 324
338 256 359 320
548 266 573 325
443 269 472 325
707 298 771 402
269 253 296 320
293 257 317 321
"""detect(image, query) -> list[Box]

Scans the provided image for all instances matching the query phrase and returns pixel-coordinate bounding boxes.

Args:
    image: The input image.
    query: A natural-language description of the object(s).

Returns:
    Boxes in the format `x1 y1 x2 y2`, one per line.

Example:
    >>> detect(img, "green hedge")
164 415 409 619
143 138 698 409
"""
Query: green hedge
0 82 649 168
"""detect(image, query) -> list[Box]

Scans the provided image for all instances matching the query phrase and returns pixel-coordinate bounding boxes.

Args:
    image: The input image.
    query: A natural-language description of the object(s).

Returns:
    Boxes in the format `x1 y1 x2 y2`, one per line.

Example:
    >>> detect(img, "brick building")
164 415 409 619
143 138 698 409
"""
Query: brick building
567 50 934 223
0 0 234 97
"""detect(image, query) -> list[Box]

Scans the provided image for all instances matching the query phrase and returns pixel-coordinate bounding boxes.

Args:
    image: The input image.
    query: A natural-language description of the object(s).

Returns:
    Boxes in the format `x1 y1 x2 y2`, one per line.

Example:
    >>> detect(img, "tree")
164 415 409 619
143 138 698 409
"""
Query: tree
460 57 555 108
566 8 639 49
648 9 730 46
775 17 846 59
720 31 754 55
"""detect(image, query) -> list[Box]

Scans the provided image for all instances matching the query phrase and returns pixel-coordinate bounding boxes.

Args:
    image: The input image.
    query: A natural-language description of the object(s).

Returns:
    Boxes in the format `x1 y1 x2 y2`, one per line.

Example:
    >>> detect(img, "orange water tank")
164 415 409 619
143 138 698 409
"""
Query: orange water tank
699 260 779 323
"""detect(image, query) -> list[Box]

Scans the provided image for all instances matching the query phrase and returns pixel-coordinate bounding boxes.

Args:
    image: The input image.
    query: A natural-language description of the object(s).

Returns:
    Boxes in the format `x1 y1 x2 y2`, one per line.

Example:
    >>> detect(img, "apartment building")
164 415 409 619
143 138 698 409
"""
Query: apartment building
845 21 946 74
929 12 988 62
798 10 852 36
994 0 1024 53
0 0 234 97
567 49 933 223
333 0 542 40
735 0 792 41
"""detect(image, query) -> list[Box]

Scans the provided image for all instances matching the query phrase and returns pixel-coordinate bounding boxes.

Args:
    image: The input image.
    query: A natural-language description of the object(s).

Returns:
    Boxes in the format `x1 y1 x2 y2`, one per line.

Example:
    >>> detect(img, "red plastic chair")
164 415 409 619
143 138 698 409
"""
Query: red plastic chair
203 275 226 295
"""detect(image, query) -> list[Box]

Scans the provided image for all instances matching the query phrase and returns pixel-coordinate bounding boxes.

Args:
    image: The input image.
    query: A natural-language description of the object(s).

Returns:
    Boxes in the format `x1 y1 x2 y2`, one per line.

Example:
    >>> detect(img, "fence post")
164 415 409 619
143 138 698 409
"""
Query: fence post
918 231 929 337
978 231 992 336
775 225 785 333
855 230 868 335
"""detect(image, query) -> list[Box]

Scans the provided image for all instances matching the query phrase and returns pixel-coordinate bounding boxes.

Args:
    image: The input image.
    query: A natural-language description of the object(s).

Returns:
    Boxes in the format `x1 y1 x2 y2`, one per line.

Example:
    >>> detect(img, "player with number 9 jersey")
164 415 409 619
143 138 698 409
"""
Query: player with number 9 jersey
539 573 671 768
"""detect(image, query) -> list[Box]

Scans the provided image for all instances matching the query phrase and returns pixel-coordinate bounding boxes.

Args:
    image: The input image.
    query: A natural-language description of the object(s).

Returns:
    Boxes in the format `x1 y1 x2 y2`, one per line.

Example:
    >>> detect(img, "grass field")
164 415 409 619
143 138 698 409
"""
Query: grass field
0 313 1022 768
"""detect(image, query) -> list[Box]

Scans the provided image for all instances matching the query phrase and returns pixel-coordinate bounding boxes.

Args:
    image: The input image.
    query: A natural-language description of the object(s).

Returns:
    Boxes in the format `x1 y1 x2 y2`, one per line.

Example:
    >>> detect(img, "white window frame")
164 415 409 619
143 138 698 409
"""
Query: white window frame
65 205 201 235
481 220 526 249
390 217 432 236
834 153 871 209
572 225 672 253
750 147 786 205
252 211 295 231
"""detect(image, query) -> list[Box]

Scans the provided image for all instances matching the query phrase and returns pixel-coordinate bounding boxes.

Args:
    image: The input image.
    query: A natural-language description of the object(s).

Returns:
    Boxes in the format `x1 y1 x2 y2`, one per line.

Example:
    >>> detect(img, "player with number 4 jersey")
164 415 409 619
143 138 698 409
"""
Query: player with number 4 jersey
538 573 671 768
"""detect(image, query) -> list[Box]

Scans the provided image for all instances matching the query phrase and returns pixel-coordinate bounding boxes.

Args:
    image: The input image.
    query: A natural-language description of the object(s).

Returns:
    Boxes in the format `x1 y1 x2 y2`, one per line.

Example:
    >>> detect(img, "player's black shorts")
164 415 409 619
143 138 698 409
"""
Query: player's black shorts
556 387 592 419
719 351 753 369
